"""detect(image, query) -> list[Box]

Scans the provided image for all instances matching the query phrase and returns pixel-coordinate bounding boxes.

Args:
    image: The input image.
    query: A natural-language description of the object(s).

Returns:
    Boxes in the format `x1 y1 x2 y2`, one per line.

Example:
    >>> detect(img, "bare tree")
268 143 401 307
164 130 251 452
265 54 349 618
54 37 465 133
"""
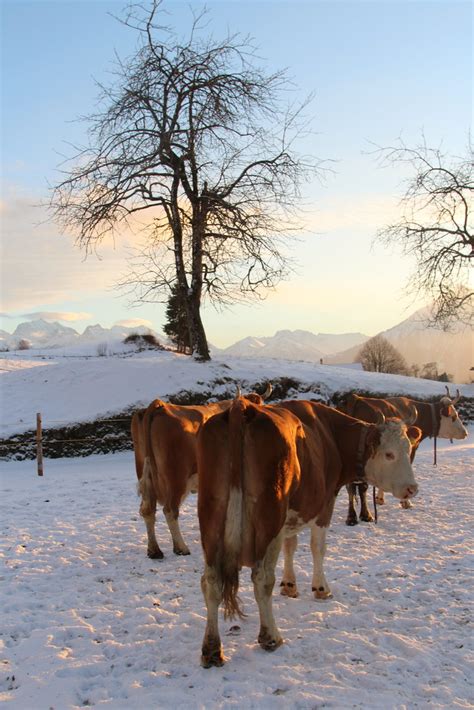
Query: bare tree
51 1 319 360
357 335 408 375
376 138 473 329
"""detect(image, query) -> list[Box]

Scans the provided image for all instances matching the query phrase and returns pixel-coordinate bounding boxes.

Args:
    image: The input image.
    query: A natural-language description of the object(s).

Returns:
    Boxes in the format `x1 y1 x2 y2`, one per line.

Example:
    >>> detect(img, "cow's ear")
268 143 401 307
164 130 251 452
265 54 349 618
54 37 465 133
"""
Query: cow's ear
366 426 381 457
440 405 453 417
407 426 422 445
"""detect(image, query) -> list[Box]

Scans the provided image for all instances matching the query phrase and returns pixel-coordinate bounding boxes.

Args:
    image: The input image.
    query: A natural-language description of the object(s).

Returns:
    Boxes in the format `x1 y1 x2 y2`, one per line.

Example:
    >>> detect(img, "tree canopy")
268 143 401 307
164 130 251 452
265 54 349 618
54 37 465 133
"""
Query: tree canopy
51 1 320 359
376 139 473 329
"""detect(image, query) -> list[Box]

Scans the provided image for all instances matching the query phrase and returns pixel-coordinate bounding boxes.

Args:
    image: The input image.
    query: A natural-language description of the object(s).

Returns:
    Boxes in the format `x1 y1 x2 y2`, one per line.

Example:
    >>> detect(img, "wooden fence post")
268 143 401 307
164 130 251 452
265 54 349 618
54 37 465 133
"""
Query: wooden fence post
36 412 44 477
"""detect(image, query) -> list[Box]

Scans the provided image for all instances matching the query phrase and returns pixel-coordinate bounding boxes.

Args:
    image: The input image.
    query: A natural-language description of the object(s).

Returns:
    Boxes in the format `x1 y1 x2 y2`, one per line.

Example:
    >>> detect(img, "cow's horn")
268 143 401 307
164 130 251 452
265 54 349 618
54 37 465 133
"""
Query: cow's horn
445 385 451 399
375 410 386 426
452 388 461 405
404 405 418 426
262 382 273 400
235 384 242 399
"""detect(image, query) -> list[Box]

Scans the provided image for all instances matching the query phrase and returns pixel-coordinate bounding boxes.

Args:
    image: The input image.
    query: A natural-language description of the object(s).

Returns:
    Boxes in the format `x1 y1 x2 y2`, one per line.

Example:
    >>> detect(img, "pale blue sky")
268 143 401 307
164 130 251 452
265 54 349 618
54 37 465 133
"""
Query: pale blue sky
1 0 472 345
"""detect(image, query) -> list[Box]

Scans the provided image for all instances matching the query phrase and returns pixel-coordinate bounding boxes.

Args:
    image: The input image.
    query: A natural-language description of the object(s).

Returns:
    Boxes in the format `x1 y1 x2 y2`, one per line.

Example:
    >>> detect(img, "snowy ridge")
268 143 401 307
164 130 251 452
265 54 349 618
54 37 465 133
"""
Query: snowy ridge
2 306 472 382
1 349 473 438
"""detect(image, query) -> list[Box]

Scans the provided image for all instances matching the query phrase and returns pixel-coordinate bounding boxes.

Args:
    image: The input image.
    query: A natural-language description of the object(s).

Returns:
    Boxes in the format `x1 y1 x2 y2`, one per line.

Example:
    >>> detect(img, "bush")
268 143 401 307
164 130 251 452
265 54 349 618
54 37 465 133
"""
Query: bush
357 335 408 375
17 339 31 351
123 332 164 351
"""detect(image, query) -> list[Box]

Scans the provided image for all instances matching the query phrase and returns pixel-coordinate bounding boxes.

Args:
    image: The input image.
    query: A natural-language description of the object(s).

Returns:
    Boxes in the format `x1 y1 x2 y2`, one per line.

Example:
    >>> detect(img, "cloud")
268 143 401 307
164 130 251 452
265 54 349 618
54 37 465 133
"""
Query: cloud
114 318 154 329
0 191 139 312
21 311 92 322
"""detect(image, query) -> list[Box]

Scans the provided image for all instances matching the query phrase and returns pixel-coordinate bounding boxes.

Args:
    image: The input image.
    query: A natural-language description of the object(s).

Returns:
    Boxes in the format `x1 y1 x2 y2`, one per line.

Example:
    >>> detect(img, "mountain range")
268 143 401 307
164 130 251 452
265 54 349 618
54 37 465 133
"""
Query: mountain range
1 307 472 382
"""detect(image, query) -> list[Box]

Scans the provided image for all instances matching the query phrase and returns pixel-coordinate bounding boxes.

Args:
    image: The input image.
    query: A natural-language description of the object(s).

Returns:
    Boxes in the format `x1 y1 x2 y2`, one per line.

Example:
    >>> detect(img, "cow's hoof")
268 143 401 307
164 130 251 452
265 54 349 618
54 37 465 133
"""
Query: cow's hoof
280 581 299 598
148 548 164 559
400 499 413 509
345 517 358 526
360 512 374 523
258 631 283 652
312 586 332 600
201 649 225 668
375 497 385 505
174 548 191 556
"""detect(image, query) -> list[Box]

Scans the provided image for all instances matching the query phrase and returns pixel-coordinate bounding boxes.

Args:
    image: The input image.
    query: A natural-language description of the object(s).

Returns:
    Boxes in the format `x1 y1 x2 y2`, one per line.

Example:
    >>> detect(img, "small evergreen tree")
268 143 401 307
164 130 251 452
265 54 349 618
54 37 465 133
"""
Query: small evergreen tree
164 285 191 354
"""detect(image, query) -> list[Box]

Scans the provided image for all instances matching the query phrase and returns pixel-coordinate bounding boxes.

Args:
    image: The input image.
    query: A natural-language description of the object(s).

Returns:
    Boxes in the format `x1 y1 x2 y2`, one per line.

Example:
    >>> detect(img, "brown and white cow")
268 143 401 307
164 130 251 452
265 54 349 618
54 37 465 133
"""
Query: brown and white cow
197 397 420 667
131 386 271 559
342 387 467 522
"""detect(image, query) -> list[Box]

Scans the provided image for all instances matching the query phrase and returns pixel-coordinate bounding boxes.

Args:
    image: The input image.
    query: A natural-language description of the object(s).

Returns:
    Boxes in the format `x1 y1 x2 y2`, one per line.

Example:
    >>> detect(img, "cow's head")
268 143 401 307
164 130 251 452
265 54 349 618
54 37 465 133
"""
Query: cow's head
364 418 421 501
438 388 468 440
236 382 272 405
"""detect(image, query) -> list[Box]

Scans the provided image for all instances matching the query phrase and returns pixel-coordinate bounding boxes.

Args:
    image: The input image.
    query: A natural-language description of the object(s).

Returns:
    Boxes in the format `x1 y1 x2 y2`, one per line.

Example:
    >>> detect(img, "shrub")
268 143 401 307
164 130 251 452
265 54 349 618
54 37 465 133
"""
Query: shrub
123 332 164 350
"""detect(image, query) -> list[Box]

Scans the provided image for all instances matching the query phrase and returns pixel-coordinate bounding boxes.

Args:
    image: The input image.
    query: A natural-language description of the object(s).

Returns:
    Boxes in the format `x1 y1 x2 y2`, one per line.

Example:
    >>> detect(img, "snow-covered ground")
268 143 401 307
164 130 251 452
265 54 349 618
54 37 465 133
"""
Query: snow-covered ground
1 434 472 709
0 348 473 708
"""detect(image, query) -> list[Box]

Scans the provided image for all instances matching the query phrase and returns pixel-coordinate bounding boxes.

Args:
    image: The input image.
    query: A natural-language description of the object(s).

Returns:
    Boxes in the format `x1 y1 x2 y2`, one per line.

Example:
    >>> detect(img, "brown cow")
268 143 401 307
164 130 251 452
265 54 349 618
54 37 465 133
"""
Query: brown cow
131 386 271 559
197 397 421 667
342 387 467 523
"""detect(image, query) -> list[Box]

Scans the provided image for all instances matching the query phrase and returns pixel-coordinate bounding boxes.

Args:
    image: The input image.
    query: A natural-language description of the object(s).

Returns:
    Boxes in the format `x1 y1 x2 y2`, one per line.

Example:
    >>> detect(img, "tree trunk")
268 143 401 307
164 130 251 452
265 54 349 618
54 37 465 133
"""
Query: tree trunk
187 294 210 361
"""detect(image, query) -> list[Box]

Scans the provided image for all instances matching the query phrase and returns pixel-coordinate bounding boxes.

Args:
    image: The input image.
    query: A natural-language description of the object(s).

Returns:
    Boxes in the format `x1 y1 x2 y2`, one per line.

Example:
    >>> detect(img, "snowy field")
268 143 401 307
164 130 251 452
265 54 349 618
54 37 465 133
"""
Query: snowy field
1 349 473 438
1 435 473 709
1 348 473 708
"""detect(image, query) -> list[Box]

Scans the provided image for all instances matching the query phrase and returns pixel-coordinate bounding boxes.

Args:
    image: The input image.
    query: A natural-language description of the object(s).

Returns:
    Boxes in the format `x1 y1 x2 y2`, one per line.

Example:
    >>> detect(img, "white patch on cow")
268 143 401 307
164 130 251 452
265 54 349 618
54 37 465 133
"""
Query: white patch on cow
364 420 419 501
224 486 242 555
283 509 315 536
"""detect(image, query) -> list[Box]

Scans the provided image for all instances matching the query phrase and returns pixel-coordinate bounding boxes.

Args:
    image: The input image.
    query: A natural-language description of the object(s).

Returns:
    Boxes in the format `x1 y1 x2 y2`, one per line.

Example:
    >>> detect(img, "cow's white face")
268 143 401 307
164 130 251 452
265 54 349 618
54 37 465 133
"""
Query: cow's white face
438 397 468 440
364 420 420 501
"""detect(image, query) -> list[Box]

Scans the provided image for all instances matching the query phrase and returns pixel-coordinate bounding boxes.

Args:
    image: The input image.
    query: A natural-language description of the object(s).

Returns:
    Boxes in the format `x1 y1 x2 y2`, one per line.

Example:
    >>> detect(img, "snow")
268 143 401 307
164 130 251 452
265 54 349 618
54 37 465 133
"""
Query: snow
1 349 473 438
0 348 473 708
1 434 472 709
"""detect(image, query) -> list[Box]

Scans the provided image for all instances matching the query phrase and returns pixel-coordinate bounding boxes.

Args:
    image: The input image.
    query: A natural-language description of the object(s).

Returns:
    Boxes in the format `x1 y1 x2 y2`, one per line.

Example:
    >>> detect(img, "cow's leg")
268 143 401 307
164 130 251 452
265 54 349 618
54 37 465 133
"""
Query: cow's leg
375 488 385 505
163 505 190 556
310 524 332 600
280 534 299 598
201 564 224 668
400 498 413 509
345 483 359 526
138 458 163 559
358 482 374 522
252 537 283 652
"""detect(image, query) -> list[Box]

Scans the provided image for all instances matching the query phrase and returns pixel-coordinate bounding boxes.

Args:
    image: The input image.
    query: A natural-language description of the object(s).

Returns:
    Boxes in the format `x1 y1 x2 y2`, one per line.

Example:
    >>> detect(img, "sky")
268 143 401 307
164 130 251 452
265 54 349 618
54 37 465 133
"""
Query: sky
1 0 472 347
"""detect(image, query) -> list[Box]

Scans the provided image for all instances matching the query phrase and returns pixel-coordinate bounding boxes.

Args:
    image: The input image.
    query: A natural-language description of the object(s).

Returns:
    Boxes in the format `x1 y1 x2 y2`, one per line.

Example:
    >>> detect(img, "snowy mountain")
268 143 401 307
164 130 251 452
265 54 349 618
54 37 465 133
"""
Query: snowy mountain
214 329 368 361
2 308 472 382
1 319 166 351
326 307 473 383
9 319 80 349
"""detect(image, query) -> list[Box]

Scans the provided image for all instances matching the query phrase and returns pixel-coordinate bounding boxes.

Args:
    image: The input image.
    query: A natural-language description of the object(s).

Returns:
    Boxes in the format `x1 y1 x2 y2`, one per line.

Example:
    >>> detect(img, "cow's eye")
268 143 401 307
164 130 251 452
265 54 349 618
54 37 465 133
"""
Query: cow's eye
385 452 395 460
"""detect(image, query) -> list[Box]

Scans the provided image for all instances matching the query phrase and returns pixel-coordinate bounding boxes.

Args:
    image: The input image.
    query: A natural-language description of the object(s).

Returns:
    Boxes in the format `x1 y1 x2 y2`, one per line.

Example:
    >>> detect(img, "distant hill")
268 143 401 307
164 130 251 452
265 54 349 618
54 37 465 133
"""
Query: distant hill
326 307 473 383
0 319 167 351
212 329 368 361
2 307 472 382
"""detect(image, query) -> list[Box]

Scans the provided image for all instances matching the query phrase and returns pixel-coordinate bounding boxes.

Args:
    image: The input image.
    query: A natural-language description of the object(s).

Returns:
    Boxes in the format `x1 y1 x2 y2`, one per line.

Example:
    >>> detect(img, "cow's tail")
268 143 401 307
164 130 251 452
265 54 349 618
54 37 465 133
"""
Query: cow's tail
220 397 249 620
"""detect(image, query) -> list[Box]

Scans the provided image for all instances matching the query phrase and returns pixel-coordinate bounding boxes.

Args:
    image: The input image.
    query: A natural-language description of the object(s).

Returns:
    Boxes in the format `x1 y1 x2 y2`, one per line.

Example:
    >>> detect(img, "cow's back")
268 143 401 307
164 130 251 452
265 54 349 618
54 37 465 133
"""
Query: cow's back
198 399 303 570
343 394 400 423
